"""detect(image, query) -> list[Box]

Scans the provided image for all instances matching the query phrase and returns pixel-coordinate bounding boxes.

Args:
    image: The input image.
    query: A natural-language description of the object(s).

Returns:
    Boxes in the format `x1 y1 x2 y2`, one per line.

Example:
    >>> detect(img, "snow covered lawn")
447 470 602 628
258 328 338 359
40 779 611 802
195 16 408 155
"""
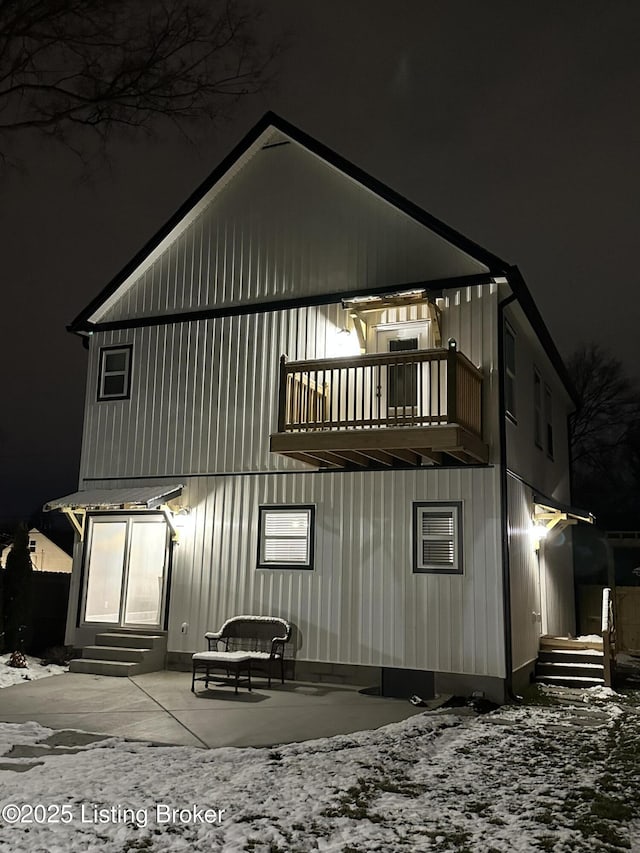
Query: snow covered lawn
0 654 67 689
0 688 639 852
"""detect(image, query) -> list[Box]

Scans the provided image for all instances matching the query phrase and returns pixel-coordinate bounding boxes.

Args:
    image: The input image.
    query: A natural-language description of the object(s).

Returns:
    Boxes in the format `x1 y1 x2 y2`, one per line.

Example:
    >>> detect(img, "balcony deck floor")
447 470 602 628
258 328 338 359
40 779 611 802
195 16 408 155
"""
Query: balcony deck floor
270 424 489 468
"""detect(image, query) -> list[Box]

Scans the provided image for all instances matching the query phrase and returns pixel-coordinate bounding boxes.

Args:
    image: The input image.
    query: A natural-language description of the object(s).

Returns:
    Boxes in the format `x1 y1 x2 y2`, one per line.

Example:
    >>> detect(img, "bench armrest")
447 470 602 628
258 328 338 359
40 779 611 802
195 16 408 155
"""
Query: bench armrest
204 632 228 652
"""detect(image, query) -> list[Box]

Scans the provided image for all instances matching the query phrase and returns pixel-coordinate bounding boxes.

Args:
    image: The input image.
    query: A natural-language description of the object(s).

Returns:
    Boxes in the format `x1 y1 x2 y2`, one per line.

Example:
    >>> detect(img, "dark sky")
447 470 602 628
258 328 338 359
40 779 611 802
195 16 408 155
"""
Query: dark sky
1 1 639 527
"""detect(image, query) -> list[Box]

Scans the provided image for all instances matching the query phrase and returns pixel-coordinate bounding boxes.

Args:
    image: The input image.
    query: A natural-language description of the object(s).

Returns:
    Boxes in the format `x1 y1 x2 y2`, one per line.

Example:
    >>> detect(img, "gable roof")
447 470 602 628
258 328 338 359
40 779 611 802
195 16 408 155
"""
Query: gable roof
68 112 510 334
66 112 574 401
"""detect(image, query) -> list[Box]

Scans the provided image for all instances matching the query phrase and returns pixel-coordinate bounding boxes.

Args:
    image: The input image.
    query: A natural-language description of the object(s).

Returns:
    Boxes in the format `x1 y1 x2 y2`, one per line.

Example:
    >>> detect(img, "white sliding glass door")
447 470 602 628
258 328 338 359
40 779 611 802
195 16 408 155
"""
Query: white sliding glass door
83 514 169 629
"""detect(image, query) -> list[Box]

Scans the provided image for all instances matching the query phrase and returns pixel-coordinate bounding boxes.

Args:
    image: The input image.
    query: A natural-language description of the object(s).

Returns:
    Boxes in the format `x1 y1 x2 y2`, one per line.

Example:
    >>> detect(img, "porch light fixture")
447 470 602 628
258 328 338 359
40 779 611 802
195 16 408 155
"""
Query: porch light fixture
531 522 550 551
531 497 594 551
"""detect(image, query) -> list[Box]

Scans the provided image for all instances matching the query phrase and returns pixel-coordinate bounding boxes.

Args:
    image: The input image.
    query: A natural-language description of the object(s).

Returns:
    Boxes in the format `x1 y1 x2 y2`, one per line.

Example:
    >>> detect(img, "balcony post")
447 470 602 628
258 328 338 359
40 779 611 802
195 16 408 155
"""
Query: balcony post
446 339 458 424
278 354 288 432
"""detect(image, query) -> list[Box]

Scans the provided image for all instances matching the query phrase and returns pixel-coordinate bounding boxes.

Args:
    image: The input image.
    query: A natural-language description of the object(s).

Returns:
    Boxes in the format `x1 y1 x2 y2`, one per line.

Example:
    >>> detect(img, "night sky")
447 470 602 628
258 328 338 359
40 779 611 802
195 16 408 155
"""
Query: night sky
1 1 639 528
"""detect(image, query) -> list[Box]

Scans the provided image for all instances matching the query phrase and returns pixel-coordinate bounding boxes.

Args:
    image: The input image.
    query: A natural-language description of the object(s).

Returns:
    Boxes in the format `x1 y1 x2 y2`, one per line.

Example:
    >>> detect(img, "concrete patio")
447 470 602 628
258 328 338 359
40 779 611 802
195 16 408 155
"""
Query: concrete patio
0 670 433 748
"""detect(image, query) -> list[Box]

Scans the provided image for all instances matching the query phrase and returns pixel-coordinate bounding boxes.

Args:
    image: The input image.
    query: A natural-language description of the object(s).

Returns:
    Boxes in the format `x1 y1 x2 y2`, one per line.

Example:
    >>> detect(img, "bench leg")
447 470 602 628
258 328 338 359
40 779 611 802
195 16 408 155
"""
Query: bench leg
191 665 196 692
247 662 252 692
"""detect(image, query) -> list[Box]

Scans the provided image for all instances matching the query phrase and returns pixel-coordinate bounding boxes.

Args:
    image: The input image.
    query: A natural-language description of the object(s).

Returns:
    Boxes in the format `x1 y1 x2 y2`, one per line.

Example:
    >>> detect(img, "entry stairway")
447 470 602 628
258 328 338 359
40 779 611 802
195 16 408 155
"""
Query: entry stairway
535 636 606 689
69 632 167 676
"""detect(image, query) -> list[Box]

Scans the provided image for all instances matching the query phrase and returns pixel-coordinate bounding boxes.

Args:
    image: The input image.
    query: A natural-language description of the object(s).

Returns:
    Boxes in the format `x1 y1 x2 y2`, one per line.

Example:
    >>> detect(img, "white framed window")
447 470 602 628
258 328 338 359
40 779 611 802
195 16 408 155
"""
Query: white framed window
257 505 315 570
28 539 36 553
413 502 463 574
533 368 543 449
504 324 517 421
545 385 554 459
98 345 133 401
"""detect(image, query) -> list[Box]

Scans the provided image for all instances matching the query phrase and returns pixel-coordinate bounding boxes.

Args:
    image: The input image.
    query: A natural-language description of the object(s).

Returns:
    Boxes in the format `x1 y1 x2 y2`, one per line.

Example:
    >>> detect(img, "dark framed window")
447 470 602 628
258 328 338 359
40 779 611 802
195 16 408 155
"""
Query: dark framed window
257 505 315 570
413 502 463 574
504 324 517 421
533 368 543 449
98 345 133 401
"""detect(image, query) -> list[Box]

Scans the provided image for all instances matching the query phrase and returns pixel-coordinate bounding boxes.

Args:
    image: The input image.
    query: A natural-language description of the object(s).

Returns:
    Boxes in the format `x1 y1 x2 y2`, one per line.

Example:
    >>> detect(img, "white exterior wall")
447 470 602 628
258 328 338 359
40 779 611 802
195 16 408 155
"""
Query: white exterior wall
95 139 488 324
79 467 504 677
507 473 576 670
503 302 572 503
504 301 576 669
540 529 576 637
79 286 500 480
507 474 543 671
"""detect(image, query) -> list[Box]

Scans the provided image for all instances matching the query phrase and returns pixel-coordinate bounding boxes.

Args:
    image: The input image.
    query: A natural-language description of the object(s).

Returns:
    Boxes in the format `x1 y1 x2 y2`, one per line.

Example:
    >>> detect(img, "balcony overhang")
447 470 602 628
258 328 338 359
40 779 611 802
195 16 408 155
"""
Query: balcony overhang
270 424 489 469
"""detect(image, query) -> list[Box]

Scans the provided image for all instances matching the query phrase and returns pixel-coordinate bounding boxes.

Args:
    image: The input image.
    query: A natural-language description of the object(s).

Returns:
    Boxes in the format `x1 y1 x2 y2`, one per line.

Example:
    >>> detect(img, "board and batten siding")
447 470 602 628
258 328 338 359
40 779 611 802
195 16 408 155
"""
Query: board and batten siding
95 139 488 324
507 473 542 672
506 473 575 671
79 285 499 480
79 467 504 677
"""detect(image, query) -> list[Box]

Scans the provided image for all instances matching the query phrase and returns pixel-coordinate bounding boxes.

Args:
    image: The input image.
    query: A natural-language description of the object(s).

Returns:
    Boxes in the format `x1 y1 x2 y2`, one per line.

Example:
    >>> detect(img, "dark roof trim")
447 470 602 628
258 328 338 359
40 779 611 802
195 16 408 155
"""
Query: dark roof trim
504 265 577 406
71 273 494 334
68 111 510 333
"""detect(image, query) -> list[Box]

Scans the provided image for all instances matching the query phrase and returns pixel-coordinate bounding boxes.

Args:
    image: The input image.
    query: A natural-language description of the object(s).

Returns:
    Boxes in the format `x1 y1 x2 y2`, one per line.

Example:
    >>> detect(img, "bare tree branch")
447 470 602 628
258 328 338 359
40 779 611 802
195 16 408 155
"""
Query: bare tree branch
567 342 640 519
0 0 279 160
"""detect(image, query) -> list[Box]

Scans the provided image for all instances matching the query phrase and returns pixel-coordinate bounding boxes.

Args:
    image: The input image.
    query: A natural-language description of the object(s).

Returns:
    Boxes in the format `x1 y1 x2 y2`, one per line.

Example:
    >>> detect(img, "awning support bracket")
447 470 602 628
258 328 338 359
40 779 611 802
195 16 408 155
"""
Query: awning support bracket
62 507 86 541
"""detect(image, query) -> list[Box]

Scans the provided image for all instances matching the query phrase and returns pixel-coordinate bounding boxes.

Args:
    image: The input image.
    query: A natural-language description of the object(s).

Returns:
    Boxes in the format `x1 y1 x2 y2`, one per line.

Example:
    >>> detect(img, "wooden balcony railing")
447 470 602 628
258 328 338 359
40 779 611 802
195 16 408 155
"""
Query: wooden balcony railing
277 340 483 437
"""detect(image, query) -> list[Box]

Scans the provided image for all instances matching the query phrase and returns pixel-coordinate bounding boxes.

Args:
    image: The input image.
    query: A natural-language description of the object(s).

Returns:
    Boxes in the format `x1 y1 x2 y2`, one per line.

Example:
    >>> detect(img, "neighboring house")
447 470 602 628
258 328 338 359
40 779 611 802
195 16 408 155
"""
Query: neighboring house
0 527 72 573
45 113 593 701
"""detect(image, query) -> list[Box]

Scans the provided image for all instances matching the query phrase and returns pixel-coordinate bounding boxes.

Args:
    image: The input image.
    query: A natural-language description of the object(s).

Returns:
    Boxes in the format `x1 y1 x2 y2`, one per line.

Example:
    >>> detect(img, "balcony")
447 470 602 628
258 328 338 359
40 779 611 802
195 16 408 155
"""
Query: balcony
270 341 489 468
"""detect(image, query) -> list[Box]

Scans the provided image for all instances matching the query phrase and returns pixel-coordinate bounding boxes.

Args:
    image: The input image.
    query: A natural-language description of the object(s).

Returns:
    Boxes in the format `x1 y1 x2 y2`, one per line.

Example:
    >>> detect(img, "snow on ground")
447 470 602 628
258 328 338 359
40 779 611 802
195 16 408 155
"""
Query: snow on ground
1 690 639 852
0 655 67 689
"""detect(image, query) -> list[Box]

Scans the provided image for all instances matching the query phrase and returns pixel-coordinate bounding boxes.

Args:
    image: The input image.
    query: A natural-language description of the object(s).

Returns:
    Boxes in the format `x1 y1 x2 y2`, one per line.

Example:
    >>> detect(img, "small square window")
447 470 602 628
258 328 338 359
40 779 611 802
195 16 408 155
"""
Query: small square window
413 502 463 574
98 345 132 401
257 505 315 570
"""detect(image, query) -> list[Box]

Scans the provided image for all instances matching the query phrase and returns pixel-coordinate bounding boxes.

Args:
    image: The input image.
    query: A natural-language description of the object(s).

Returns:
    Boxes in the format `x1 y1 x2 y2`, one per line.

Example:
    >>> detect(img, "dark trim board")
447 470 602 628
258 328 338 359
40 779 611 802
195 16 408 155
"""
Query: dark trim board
72 274 492 334
81 464 494 484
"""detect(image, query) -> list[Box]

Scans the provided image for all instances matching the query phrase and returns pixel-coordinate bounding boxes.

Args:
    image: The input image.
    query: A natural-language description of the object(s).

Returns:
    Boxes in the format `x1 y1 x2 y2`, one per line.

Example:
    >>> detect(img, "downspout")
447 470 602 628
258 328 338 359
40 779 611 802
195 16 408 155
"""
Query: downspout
497 291 519 701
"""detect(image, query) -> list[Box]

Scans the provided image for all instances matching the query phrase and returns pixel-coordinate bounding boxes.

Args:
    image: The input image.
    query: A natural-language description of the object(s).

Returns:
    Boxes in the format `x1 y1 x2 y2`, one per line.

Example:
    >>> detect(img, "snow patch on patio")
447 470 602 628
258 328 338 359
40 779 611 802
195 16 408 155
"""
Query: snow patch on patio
0 654 67 690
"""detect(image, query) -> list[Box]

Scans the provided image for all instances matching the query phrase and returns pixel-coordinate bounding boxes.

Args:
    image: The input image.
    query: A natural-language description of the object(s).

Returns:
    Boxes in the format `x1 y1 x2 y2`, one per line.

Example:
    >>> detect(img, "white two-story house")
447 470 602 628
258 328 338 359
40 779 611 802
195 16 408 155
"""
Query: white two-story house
45 113 591 702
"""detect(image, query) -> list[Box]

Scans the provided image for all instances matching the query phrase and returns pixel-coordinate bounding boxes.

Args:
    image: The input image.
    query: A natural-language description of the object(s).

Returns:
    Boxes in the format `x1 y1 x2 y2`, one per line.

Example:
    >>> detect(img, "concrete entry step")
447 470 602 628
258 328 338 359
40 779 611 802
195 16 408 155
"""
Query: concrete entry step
69 659 141 676
82 645 149 663
95 633 166 650
70 632 168 676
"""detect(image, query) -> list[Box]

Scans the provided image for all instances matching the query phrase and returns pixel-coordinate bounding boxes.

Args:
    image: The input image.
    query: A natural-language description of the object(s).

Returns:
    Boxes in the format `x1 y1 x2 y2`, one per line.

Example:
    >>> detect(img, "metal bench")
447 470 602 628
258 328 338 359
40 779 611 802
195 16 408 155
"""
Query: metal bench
195 615 291 689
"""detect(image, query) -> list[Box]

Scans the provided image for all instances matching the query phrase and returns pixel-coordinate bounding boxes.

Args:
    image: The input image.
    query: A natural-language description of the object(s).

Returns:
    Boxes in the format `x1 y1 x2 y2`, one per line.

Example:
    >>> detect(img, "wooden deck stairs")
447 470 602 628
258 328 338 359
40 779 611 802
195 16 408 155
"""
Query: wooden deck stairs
535 636 606 689
69 632 167 677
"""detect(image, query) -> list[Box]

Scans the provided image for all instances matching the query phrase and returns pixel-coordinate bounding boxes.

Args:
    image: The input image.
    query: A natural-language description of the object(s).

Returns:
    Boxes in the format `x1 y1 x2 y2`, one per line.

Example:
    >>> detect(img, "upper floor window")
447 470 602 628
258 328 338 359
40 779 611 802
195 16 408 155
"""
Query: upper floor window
257 505 315 570
98 345 132 401
533 369 543 449
545 385 554 459
413 502 463 574
504 324 516 421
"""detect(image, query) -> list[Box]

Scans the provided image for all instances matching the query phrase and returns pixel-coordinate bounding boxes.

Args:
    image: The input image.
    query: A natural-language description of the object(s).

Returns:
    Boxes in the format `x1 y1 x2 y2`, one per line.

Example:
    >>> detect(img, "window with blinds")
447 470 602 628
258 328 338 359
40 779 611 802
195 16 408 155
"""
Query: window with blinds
257 505 315 570
413 502 462 574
